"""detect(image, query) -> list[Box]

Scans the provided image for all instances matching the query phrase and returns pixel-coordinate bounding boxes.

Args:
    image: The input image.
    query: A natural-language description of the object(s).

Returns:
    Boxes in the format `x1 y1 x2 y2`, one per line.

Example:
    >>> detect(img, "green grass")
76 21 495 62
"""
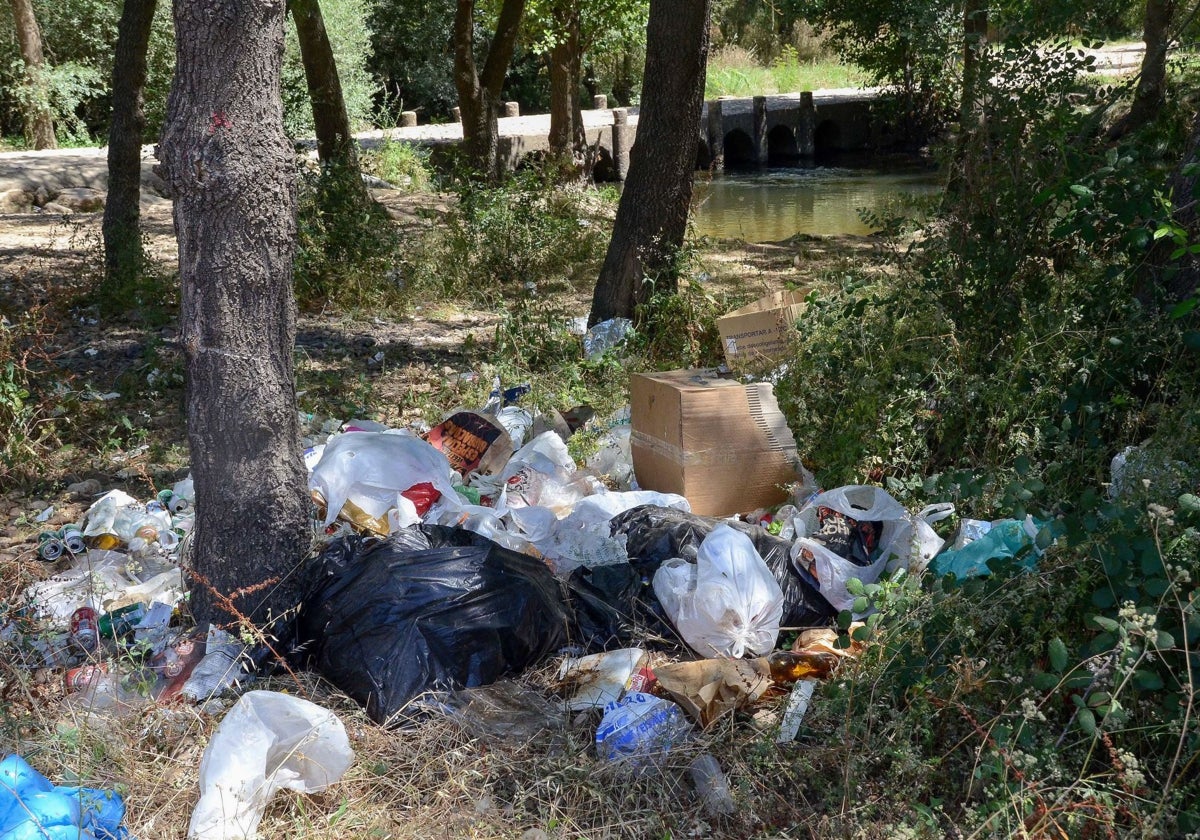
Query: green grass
705 45 870 98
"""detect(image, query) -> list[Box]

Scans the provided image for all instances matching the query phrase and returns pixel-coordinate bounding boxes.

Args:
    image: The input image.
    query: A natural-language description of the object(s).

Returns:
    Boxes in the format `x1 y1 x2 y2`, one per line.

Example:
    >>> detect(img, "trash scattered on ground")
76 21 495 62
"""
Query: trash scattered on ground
929 516 1058 580
653 657 774 728
420 680 566 742
582 317 633 359
557 648 646 710
295 529 573 724
688 752 736 816
629 369 803 516
188 691 353 840
788 485 951 612
776 679 818 743
7 358 1080 825
594 691 692 767
716 289 808 369
652 524 784 658
0 753 131 839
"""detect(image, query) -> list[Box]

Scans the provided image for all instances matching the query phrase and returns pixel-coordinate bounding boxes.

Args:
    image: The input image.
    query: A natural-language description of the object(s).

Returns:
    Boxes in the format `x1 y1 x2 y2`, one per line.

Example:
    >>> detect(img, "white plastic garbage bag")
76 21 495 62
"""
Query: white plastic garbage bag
309 431 460 530
499 432 594 514
652 524 784 658
188 691 354 840
789 486 953 612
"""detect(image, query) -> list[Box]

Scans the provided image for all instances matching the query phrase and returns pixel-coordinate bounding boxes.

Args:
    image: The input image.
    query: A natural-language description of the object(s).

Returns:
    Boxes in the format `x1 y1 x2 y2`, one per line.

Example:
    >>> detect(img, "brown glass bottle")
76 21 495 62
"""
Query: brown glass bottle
764 650 839 683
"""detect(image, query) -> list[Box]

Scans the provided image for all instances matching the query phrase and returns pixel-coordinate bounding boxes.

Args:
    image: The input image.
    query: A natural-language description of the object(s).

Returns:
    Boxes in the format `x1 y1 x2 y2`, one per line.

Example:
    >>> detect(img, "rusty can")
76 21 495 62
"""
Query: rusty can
64 663 108 692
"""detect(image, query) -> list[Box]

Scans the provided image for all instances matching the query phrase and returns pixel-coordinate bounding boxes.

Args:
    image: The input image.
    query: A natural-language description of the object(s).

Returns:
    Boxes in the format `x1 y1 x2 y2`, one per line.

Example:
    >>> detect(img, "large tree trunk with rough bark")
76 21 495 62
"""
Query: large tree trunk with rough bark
7 0 56 149
547 0 587 179
588 0 711 325
157 0 310 628
453 0 525 183
102 0 157 297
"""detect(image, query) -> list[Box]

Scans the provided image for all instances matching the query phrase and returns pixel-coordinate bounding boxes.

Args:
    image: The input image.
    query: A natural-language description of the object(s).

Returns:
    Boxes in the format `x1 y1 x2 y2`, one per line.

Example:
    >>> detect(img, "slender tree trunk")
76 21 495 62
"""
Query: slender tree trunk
102 0 157 297
588 0 711 325
547 0 587 179
157 0 309 628
7 0 56 149
291 0 362 172
453 0 526 183
945 0 987 199
1127 0 1178 127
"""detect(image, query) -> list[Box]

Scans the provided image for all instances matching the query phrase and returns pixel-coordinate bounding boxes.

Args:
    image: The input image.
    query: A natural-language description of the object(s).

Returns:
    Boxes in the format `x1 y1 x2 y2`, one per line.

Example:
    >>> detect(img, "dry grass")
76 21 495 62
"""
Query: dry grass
0 610 867 840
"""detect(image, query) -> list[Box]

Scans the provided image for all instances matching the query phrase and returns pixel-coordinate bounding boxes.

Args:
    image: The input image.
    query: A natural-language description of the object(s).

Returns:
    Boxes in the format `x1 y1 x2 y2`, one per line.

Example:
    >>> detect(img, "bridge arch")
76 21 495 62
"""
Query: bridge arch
767 124 800 164
814 120 841 158
722 129 756 168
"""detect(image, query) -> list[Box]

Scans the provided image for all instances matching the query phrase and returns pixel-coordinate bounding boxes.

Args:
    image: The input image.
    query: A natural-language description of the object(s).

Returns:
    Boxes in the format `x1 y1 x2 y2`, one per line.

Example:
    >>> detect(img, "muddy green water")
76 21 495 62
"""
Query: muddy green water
690 165 944 242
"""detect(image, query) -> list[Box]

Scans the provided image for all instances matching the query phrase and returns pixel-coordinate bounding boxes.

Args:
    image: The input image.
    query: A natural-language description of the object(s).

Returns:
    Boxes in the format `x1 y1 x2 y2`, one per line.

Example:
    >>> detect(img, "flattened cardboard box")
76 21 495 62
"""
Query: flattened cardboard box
717 289 807 367
630 368 801 516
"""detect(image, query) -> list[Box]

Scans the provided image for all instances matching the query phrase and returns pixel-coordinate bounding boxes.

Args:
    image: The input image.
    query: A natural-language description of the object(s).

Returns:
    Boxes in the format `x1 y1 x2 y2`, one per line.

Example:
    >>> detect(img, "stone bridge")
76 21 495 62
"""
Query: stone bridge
363 87 889 181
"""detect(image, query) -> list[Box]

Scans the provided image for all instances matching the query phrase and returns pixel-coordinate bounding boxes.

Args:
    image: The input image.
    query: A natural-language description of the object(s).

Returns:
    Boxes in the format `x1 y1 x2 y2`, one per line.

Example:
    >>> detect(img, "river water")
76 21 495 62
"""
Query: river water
690 163 944 242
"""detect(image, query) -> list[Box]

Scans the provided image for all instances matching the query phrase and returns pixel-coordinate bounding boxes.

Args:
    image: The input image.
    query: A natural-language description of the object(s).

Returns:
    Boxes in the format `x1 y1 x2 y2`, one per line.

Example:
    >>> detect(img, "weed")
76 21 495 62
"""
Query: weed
360 139 435 191
294 160 406 312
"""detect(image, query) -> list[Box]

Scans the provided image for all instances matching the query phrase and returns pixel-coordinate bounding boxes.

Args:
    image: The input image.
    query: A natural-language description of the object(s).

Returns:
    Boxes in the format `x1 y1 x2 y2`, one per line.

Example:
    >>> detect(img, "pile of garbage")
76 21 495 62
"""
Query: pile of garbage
2 379 1068 835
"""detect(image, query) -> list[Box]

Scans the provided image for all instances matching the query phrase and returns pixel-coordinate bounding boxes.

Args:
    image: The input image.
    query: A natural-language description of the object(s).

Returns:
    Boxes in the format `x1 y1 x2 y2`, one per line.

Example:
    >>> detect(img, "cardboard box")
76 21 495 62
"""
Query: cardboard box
630 368 801 515
716 290 807 367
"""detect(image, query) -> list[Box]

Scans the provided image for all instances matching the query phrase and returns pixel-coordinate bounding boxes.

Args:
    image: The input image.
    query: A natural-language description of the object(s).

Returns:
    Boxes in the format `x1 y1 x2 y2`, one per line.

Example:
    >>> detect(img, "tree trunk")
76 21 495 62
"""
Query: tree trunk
291 0 362 172
157 0 310 629
547 0 587 179
588 0 711 325
453 0 526 183
102 0 157 298
1126 0 1177 128
945 0 987 199
7 0 56 149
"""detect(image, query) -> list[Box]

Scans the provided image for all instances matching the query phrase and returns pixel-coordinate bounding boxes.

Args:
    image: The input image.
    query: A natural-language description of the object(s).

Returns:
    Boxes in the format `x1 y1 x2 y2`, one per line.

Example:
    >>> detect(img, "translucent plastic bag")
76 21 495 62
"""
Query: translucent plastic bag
308 431 460 531
652 524 784 658
188 691 354 840
789 486 952 611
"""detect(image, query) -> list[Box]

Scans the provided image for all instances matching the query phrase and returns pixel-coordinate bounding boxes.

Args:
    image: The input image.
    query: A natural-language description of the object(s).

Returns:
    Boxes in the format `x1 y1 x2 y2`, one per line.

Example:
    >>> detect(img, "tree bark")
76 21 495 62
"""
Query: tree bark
1127 0 1177 128
453 0 526 183
588 0 711 325
7 0 56 149
547 0 587 179
157 0 310 628
945 0 987 199
102 0 157 296
291 0 361 171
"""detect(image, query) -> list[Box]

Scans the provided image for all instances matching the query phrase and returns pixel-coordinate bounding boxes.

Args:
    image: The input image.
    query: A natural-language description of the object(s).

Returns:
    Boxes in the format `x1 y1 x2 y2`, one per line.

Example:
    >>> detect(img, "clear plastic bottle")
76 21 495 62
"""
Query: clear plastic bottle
689 753 735 816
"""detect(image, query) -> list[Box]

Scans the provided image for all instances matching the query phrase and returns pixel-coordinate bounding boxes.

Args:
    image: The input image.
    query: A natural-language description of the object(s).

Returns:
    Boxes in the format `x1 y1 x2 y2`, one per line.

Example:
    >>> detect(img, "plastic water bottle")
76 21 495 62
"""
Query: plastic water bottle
689 753 735 816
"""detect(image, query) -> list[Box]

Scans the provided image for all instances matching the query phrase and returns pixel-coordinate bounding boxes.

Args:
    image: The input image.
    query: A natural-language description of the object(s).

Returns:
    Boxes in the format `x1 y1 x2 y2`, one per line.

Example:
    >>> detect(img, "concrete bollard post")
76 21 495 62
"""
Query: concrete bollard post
400 111 418 127
451 106 462 123
592 94 608 110
503 101 520 117
752 95 769 166
798 91 816 157
706 99 724 172
611 108 633 181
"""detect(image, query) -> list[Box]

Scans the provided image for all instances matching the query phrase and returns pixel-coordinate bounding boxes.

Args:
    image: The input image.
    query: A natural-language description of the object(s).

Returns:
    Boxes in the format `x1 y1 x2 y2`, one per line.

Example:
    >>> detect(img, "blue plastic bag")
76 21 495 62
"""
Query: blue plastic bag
0 754 128 840
929 517 1056 580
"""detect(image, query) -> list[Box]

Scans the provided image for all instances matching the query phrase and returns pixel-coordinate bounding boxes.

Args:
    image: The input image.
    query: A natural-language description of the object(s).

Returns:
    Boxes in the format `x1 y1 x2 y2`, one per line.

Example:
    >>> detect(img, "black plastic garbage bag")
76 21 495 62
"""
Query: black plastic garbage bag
609 506 837 628
564 563 643 650
297 526 574 725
